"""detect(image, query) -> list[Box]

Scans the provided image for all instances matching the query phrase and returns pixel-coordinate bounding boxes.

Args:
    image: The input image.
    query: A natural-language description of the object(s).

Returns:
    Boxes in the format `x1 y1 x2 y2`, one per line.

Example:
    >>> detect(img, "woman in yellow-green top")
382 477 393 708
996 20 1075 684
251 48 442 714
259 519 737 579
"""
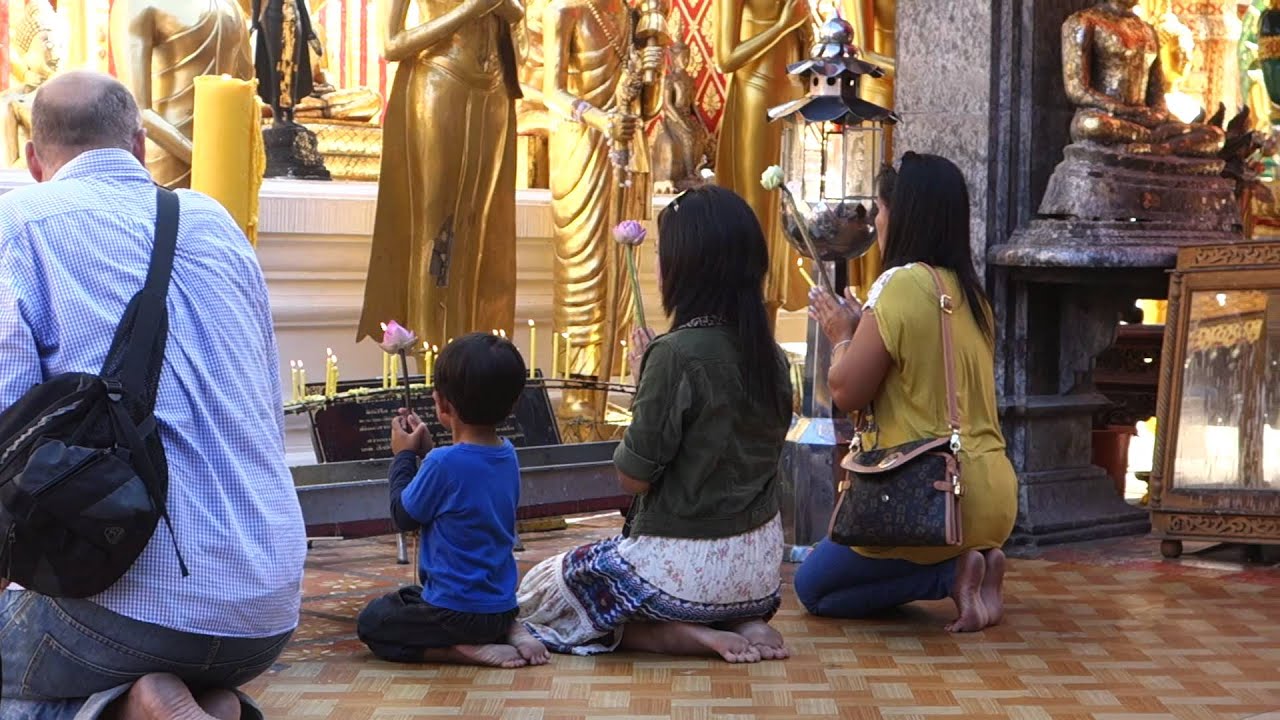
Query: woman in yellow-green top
794 153 1017 633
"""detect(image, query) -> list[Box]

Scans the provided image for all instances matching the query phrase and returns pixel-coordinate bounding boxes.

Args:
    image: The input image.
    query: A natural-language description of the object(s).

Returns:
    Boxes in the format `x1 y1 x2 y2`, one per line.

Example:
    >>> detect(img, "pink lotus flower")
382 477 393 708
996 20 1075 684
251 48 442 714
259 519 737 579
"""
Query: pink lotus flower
612 220 647 246
378 320 418 354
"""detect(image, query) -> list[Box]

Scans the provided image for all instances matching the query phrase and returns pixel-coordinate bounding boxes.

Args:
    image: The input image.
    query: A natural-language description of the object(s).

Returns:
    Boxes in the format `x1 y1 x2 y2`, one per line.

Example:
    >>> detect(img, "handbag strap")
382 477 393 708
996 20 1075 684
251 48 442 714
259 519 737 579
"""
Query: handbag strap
918 263 963 453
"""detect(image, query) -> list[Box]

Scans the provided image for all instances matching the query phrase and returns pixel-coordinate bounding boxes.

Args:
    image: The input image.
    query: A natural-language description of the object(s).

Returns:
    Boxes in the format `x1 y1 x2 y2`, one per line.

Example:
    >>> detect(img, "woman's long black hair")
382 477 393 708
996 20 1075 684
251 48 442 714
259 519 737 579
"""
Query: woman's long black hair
881 152 992 339
656 185 786 415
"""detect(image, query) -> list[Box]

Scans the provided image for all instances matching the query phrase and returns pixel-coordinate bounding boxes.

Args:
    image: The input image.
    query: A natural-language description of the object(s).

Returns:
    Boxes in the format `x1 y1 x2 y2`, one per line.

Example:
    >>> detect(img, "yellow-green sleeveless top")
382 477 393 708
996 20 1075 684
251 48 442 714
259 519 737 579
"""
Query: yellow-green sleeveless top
853 264 1018 565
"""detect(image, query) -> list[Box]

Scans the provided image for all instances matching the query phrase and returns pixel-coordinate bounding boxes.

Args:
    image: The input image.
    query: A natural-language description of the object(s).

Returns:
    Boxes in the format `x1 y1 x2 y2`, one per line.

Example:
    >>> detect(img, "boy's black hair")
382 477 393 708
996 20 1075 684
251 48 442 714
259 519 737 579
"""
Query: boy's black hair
432 333 527 426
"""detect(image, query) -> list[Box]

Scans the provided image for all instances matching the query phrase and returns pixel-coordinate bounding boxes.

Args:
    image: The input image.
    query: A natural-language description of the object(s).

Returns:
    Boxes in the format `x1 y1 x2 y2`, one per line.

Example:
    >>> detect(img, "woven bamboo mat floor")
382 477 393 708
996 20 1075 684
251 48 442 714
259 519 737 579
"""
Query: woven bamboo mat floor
244 514 1280 719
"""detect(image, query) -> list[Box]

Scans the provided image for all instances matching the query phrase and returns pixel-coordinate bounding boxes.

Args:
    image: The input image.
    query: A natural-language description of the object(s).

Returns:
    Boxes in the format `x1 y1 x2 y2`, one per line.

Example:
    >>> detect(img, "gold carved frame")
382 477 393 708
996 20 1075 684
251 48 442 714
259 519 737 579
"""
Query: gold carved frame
1149 243 1280 558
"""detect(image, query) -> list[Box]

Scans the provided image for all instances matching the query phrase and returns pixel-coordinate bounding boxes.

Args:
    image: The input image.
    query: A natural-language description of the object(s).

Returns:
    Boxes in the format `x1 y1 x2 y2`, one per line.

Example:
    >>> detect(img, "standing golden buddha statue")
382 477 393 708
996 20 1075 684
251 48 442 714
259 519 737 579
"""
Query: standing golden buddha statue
2 0 66 168
356 0 523 347
714 0 811 321
109 0 255 188
542 0 665 419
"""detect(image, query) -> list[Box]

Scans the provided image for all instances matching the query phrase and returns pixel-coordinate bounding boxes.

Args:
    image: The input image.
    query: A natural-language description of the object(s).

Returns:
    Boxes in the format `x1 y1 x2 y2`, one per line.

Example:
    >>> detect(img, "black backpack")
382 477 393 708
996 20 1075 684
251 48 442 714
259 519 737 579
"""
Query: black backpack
0 187 188 598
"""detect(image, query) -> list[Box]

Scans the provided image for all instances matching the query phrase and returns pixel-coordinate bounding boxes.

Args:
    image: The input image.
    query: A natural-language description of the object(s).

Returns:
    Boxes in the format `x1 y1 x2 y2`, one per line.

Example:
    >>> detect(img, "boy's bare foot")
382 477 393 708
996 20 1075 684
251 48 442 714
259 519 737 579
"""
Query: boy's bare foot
112 673 224 720
945 550 988 633
981 548 1006 628
729 619 789 661
196 689 242 720
447 644 528 668
508 621 551 666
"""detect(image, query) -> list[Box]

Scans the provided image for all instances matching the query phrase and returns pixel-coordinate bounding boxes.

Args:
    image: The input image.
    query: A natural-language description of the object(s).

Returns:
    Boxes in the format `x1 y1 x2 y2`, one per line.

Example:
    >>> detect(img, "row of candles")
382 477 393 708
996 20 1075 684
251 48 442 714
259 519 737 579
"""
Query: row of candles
286 321 637 404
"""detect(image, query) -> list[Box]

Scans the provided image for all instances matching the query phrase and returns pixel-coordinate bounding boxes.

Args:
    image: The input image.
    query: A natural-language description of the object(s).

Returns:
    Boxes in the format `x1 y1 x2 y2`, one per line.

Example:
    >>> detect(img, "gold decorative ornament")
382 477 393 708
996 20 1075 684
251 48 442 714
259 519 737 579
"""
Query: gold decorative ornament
2 0 66 168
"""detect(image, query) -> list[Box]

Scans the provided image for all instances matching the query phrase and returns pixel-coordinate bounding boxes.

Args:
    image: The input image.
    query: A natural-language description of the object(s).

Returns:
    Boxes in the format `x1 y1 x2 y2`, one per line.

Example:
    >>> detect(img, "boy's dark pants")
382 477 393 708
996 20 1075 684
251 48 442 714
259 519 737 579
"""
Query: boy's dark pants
357 586 518 662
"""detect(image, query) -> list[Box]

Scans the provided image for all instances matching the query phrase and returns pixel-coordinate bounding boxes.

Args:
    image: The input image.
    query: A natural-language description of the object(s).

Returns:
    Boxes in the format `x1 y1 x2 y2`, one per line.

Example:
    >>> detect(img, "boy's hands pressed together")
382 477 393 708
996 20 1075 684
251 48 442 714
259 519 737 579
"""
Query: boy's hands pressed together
391 409 434 457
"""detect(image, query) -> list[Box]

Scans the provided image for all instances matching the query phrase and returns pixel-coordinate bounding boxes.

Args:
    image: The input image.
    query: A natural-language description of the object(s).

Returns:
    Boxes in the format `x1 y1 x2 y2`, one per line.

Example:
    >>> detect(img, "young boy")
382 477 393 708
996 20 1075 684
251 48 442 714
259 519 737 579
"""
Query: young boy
356 333 550 667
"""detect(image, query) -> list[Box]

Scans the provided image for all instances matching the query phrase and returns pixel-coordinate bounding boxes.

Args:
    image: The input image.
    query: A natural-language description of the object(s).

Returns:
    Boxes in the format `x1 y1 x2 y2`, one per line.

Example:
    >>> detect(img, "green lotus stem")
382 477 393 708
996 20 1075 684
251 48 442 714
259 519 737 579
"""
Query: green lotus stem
624 245 647 329
779 185 834 295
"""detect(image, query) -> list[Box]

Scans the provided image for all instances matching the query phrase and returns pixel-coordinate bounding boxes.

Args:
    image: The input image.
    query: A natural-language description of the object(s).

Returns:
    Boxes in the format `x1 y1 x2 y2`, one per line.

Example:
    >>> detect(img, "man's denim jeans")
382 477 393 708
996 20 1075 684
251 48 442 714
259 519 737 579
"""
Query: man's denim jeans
0 590 290 720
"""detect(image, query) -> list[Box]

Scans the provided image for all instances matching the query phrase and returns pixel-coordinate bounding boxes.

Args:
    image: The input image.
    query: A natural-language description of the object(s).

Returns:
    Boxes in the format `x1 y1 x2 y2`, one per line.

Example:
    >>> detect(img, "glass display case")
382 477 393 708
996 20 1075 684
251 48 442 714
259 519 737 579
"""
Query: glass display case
1150 243 1280 558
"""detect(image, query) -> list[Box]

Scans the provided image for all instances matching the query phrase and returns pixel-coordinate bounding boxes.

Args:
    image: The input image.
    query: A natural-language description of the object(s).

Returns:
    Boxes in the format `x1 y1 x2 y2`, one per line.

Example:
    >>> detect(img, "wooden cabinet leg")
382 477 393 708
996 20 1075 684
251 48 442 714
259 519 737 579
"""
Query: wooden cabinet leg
1160 539 1183 559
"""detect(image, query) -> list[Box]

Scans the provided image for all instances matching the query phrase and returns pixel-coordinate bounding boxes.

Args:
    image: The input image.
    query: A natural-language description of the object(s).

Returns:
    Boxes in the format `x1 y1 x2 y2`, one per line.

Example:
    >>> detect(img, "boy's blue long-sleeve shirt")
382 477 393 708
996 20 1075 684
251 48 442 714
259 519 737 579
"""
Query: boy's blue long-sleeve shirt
387 441 521 614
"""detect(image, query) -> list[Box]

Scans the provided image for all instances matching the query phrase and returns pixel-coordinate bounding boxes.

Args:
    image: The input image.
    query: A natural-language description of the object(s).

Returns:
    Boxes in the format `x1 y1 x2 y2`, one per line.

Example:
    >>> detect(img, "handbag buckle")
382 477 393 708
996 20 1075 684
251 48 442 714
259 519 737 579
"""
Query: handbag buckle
953 473 963 496
940 294 955 314
949 430 961 453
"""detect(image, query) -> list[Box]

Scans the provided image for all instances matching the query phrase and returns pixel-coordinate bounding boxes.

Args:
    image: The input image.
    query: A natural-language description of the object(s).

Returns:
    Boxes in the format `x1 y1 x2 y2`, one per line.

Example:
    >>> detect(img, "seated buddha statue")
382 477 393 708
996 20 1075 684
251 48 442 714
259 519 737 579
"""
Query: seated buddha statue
2 0 65 168
293 3 383 123
1064 1 1224 157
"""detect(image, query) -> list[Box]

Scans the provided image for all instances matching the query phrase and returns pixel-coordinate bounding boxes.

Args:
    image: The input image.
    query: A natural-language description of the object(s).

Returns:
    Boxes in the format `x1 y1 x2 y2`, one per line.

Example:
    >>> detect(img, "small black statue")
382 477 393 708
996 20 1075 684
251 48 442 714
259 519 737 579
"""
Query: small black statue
252 0 331 180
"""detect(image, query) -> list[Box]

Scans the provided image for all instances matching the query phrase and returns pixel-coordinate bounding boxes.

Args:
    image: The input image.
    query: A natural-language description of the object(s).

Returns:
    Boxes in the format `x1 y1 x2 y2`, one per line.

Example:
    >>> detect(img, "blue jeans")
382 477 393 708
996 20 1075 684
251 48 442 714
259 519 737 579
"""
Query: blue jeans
0 591 290 720
793 540 957 618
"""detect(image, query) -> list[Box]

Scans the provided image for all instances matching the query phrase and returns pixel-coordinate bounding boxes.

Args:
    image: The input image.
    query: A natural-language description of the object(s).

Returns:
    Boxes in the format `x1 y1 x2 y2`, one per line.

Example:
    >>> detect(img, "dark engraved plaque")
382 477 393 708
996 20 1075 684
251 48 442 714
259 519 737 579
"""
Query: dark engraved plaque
307 374 561 463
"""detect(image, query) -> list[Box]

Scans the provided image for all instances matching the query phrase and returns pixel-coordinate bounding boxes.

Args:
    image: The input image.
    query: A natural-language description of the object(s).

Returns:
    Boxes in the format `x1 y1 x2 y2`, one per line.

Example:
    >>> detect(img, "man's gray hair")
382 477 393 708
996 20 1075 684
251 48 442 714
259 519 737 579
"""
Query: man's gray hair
31 74 142 152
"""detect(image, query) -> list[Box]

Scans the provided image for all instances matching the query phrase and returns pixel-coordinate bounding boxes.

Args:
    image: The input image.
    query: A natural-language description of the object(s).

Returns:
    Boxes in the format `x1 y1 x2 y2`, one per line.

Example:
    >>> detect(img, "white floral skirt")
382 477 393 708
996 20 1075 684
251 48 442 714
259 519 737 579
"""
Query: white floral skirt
517 515 783 655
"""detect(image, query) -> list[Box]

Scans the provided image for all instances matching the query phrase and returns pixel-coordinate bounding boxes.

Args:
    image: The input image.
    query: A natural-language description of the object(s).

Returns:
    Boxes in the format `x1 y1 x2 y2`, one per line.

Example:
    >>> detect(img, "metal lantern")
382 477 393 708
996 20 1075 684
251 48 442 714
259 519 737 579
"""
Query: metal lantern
768 16 897 265
771 17 897 553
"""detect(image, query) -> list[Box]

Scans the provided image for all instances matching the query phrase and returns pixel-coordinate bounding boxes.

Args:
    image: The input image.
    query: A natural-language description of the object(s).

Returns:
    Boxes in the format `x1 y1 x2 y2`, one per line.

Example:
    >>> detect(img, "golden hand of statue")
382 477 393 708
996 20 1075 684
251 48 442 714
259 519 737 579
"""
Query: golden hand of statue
640 46 664 77
781 0 809 30
1117 105 1169 128
603 110 640 144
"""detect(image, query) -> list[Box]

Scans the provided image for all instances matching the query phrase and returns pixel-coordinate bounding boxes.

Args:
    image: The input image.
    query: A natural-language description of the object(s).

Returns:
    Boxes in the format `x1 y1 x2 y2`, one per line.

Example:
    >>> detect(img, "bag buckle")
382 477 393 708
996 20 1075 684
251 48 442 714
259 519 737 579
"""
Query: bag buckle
952 473 963 496
949 430 962 453
940 294 955 314
102 380 124 402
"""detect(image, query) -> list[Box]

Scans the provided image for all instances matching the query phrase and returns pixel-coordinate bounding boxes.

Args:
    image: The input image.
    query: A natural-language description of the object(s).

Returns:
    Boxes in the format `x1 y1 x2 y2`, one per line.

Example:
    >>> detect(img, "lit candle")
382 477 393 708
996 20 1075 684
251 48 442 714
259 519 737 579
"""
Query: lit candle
551 330 561 380
297 362 306 398
527 319 537 379
329 356 339 396
795 258 818 290
390 354 400 388
289 360 299 403
620 340 629 381
429 345 438 386
382 352 390 389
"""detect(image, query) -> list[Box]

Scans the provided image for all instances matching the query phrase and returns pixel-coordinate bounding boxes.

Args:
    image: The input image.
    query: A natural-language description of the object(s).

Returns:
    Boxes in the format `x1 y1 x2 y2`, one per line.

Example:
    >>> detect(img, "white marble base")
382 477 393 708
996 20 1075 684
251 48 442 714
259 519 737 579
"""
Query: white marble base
0 170 809 462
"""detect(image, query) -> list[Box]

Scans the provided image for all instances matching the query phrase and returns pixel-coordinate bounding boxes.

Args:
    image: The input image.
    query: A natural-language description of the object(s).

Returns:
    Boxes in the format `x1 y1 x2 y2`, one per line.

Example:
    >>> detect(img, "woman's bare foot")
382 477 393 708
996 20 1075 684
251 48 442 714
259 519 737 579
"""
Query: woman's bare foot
945 550 988 633
620 621 762 663
420 644 528 668
508 621 551 666
195 689 241 720
112 673 222 720
981 548 1006 628
729 619 789 661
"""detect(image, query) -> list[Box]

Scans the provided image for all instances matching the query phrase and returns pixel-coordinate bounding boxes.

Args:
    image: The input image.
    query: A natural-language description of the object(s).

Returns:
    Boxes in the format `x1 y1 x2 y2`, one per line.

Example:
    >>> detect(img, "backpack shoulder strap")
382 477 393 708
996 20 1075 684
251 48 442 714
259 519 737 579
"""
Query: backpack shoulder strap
103 188 179 403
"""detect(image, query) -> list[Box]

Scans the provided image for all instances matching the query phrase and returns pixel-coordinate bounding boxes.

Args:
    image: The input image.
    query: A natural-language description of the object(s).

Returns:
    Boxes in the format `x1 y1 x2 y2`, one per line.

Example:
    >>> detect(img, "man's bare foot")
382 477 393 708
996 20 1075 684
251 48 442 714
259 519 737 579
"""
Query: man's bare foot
508 621 551 666
729 619 789 661
444 644 528 668
945 550 988 633
196 689 241 720
113 673 221 720
981 548 1006 628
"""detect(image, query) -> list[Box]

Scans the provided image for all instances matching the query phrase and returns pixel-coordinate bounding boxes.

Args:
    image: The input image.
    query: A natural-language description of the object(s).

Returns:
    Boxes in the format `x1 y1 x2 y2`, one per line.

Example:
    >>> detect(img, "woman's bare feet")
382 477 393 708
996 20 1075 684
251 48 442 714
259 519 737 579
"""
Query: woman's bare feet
729 619 789 661
420 644 528 668
945 550 988 633
620 621 762 663
981 548 1006 628
508 621 551 666
112 673 226 720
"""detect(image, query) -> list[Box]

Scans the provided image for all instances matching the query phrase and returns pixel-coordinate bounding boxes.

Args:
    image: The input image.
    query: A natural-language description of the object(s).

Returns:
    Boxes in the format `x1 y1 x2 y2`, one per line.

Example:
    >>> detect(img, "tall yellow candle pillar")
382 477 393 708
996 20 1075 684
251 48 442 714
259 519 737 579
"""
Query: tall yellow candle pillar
191 75 265 245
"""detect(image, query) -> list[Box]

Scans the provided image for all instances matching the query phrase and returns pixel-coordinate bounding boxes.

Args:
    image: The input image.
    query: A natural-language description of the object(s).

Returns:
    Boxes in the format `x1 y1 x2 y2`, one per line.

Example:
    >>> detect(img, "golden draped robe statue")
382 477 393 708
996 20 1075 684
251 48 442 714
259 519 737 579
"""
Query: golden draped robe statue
714 0 810 318
542 0 664 418
2 0 65 168
109 0 254 188
356 0 522 347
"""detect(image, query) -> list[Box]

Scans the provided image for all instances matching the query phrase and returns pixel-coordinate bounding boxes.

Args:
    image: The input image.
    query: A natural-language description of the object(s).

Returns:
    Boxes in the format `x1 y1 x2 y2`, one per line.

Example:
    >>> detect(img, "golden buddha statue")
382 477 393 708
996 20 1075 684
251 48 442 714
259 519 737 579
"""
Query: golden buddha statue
356 0 523 347
512 0 550 186
651 19 713 193
542 0 665 419
714 0 811 320
294 0 383 122
109 0 255 188
1063 1 1225 157
2 0 65 168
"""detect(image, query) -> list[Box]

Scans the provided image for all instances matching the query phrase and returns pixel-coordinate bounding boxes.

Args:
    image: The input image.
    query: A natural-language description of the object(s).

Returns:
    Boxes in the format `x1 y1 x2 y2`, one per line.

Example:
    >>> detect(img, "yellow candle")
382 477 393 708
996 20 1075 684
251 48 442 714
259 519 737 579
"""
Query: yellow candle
390 354 399 388
191 75 265 245
795 258 817 290
620 340 629 381
382 352 389 389
331 358 339 395
551 331 561 380
289 360 299 403
428 345 438 386
297 363 306 398
527 319 537 379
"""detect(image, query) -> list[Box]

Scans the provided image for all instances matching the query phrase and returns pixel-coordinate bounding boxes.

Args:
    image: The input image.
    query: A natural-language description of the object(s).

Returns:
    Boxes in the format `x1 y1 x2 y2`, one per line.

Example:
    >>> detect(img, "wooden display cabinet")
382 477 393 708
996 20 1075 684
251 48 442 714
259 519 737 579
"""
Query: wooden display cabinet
1150 243 1280 558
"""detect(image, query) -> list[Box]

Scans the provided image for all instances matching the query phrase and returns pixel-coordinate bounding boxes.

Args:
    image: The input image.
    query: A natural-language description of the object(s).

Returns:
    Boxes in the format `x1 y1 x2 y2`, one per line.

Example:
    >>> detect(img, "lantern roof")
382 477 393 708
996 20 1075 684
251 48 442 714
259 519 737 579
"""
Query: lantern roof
766 15 898 125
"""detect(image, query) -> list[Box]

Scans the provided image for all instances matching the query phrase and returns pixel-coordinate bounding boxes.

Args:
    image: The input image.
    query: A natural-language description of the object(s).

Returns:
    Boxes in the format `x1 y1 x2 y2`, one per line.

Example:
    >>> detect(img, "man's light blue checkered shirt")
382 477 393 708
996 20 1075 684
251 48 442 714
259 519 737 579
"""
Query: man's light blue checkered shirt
0 149 305 638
